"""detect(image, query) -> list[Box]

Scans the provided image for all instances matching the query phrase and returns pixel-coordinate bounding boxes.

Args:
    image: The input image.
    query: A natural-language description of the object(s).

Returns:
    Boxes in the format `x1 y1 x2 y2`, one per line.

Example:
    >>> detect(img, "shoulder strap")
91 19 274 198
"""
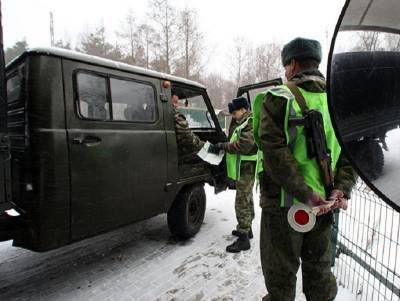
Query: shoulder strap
286 81 309 115
236 116 251 132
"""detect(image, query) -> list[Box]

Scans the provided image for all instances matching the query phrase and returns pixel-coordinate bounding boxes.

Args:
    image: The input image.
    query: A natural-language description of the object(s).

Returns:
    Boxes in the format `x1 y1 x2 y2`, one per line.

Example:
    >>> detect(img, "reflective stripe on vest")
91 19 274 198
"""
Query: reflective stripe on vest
226 116 257 181
264 85 341 207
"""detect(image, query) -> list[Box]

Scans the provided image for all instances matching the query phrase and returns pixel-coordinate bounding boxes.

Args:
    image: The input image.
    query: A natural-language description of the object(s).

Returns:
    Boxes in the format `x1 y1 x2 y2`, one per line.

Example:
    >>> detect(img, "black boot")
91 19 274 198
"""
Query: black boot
226 232 250 253
232 228 253 239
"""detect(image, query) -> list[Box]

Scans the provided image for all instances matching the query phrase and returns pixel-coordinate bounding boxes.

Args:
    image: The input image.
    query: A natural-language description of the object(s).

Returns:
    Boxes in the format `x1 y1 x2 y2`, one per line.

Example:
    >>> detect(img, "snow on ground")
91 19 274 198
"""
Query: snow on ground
333 181 400 301
0 185 355 301
374 128 400 206
336 288 356 301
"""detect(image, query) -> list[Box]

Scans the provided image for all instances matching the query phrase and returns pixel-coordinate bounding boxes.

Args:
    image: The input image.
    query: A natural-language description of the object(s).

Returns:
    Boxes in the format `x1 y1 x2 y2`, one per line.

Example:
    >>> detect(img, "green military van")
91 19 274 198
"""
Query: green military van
0 47 228 252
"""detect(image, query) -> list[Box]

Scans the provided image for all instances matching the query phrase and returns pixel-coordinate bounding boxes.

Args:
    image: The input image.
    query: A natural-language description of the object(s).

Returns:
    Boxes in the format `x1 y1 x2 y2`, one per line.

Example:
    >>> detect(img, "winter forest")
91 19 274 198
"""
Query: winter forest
6 0 400 110
5 0 284 110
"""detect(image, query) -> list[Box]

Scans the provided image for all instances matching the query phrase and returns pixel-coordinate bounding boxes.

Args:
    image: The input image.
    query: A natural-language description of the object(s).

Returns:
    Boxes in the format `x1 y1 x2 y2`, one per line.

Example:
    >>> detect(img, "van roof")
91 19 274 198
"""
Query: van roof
11 47 206 89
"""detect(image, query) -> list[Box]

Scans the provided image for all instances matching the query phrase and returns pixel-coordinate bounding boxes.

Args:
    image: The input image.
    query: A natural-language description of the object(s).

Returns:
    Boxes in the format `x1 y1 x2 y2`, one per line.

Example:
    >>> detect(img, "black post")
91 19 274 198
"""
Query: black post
0 0 6 131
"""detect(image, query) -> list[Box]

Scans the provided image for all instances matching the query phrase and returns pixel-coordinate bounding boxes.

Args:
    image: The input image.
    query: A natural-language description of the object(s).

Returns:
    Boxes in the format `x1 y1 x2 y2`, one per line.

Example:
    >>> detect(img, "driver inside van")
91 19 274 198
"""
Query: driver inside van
171 93 205 161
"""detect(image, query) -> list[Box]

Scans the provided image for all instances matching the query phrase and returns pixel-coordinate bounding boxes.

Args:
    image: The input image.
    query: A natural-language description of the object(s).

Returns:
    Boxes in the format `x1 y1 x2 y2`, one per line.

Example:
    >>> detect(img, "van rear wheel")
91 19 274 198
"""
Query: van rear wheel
348 139 384 180
167 184 206 239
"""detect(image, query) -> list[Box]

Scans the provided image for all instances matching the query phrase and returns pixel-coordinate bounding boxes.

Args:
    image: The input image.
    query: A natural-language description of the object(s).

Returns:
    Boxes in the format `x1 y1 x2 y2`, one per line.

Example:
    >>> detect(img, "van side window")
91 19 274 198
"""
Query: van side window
110 78 156 122
77 73 110 120
6 73 22 103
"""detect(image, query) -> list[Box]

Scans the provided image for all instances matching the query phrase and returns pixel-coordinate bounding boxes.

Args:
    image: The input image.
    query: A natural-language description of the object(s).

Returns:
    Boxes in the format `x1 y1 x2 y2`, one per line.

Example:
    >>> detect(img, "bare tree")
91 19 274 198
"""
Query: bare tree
148 0 177 73
201 73 235 110
383 32 400 51
355 31 382 51
117 11 155 67
241 45 256 86
230 37 247 88
117 11 139 65
254 41 283 82
175 7 203 80
138 23 155 69
225 38 283 97
229 37 280 88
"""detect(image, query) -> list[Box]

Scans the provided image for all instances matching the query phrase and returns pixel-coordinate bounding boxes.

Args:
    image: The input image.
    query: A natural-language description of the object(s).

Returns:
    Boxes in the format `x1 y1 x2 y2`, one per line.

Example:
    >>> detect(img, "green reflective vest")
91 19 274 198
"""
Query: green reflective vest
252 92 268 175
226 117 257 181
263 85 341 207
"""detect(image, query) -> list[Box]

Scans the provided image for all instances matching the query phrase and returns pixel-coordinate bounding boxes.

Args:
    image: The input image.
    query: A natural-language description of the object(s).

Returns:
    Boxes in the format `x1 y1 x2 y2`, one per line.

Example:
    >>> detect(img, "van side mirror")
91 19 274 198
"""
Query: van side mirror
328 0 400 210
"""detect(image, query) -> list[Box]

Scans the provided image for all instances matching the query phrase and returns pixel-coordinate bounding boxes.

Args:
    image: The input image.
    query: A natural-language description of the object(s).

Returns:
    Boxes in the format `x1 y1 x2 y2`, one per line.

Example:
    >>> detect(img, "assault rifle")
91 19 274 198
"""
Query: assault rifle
286 82 334 196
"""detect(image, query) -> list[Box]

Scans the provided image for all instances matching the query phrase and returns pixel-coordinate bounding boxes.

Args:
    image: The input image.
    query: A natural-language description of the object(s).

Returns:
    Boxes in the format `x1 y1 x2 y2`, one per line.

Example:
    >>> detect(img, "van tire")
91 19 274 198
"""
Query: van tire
167 184 206 239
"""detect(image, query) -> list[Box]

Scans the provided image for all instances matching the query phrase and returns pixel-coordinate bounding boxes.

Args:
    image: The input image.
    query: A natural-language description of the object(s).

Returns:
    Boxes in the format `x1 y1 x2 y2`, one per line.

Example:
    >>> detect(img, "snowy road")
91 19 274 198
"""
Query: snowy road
0 186 354 301
374 128 400 206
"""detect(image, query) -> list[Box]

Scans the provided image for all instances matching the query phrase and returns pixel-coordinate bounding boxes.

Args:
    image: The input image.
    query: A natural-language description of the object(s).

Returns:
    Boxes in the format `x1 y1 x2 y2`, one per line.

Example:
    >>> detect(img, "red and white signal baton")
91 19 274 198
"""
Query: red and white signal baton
287 200 335 233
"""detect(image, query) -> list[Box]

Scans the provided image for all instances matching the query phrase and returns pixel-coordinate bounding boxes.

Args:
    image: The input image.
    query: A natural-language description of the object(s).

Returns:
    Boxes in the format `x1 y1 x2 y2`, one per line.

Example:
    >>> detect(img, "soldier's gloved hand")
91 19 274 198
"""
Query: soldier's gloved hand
215 142 225 150
307 192 331 216
208 144 222 154
330 189 348 210
209 142 225 154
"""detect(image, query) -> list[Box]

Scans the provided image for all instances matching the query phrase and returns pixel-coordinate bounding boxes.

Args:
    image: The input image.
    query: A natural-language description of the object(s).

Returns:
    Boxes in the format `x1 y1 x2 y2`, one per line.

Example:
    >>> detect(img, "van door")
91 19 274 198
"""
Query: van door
63 62 167 241
172 84 228 193
236 78 283 107
0 69 20 211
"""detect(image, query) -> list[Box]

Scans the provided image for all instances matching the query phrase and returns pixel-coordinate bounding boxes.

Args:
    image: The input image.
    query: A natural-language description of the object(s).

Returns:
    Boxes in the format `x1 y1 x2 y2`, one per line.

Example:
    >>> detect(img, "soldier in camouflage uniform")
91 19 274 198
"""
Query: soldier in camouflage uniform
214 97 258 253
257 38 357 300
171 94 205 161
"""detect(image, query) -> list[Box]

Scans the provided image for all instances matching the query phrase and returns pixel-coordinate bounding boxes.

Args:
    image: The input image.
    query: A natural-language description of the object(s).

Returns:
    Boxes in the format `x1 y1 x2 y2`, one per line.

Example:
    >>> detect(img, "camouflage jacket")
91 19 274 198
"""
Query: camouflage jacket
224 111 258 155
259 70 357 209
174 109 205 158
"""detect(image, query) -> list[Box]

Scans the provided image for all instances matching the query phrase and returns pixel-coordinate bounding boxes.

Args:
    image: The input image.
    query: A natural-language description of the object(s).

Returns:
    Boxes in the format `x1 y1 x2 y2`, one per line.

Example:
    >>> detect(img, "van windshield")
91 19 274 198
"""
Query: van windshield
172 86 215 129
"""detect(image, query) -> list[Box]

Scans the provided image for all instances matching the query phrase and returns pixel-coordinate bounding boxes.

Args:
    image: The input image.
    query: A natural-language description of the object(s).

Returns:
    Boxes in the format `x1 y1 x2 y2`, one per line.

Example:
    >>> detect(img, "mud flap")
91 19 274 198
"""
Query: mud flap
211 159 228 194
0 134 12 212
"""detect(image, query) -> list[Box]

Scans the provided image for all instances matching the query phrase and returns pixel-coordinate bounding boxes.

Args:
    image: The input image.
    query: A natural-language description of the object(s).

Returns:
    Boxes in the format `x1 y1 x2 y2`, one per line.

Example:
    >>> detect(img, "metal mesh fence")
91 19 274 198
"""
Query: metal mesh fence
333 180 400 300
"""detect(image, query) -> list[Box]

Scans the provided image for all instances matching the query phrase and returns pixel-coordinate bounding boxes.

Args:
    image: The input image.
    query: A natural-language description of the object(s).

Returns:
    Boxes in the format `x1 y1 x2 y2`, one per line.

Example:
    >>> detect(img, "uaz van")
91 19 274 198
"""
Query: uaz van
0 48 230 252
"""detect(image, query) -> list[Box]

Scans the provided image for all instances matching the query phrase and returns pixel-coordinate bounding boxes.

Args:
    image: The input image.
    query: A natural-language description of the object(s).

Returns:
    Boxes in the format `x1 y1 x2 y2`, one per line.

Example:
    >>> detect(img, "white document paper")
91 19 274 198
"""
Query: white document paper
197 141 225 165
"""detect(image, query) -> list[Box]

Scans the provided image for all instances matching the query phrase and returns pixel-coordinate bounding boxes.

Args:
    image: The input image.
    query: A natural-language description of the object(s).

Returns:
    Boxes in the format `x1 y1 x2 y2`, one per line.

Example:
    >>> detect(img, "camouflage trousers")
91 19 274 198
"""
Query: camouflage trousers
235 161 256 233
260 207 337 301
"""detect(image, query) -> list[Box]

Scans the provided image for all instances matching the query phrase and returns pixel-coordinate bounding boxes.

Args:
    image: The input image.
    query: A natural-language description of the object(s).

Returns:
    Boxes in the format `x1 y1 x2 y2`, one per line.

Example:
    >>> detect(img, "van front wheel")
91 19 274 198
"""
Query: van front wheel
167 184 206 239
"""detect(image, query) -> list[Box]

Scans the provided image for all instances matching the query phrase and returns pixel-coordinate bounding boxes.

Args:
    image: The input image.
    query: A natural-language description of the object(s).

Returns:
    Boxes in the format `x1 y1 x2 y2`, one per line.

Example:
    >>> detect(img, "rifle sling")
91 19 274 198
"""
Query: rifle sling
288 118 305 127
286 81 309 115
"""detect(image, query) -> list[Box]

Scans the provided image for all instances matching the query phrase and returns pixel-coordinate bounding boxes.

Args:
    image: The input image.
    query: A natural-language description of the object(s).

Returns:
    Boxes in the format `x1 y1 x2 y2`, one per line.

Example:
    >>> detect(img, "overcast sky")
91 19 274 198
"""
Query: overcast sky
3 0 346 75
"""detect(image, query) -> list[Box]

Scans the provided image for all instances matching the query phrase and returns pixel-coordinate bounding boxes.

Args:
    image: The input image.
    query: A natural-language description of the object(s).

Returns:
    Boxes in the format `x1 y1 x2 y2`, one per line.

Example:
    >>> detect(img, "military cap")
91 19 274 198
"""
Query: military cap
228 97 249 113
281 37 322 66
